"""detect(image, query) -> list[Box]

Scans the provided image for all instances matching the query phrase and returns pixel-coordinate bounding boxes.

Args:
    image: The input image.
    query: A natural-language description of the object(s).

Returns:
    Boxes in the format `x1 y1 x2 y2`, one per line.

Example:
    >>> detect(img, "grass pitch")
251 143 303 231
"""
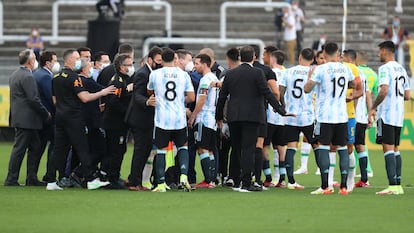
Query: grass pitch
0 142 413 233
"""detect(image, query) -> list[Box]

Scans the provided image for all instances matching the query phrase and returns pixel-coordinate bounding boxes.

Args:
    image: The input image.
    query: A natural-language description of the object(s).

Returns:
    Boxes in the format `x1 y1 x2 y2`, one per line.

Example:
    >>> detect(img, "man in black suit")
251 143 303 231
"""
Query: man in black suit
5 49 50 186
215 45 289 192
125 46 162 191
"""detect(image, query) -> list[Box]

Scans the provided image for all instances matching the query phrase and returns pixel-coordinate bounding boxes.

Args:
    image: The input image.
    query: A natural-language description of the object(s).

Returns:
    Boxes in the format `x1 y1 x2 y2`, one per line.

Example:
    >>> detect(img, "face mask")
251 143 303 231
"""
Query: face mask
393 20 400 27
184 61 194 72
292 5 298 10
320 38 326 44
89 67 94 78
74 60 81 71
33 60 39 70
153 62 163 70
101 63 110 70
51 62 60 73
32 30 39 37
127 65 135 77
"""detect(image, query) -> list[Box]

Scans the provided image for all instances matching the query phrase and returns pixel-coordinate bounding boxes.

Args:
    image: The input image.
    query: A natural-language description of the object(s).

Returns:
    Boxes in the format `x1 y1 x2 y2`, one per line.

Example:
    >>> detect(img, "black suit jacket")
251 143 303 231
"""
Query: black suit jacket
124 64 154 129
216 63 286 124
9 67 49 129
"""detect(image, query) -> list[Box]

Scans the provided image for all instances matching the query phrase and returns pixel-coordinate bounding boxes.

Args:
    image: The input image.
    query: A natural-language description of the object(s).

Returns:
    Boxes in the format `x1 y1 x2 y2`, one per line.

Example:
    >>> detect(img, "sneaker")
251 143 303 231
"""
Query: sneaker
397 185 404 195
46 182 63 191
179 174 192 192
315 168 321 175
238 187 252 193
142 181 152 190
338 187 348 195
332 181 340 188
275 181 286 188
310 187 333 195
287 182 305 190
263 180 276 187
195 180 211 188
58 177 73 188
376 186 399 195
294 167 308 175
355 180 370 188
224 178 235 187
253 182 264 191
87 178 110 190
152 183 167 192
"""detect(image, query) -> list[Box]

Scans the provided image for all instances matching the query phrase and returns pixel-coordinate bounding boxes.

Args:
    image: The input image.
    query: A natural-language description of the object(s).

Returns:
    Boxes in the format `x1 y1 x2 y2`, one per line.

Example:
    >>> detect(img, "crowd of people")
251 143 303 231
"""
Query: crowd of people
4 36 410 195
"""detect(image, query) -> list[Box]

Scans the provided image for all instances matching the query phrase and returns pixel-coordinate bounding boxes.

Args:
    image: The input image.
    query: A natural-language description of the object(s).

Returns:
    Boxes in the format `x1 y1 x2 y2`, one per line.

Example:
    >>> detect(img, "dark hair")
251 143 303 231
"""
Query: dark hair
240 46 255 62
114 53 132 72
271 50 285 65
195 53 211 67
301 48 314 61
226 47 239 63
40 51 56 67
342 49 357 61
63 49 77 62
175 49 192 60
250 44 260 59
264 45 278 54
93 51 109 62
357 50 369 63
18 49 32 65
118 43 134 54
378 41 395 53
161 48 175 63
324 42 339 56
77 47 91 55
148 46 163 59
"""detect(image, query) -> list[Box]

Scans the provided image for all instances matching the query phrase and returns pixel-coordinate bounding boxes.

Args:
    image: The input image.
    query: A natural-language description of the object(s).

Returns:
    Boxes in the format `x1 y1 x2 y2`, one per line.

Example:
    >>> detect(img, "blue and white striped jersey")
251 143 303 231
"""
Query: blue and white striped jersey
279 65 315 126
267 67 284 126
377 61 410 127
310 62 354 124
195 72 219 130
147 66 194 130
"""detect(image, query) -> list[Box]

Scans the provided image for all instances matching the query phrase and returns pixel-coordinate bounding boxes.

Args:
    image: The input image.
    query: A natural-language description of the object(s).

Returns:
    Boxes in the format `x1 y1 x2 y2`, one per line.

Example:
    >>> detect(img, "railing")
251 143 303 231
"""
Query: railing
142 37 266 63
220 1 290 42
0 0 171 45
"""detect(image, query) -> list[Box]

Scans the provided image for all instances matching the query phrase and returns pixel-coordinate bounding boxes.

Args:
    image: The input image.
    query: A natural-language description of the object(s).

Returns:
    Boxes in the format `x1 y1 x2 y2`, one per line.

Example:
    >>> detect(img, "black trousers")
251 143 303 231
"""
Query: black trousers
228 121 259 188
219 136 232 179
127 127 153 186
44 117 95 182
104 128 128 183
5 128 42 184
36 123 55 181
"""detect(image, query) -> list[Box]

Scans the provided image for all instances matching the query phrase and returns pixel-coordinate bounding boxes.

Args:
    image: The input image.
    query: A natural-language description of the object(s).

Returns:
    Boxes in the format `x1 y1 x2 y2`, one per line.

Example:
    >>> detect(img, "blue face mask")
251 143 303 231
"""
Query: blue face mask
393 20 400 27
74 60 81 71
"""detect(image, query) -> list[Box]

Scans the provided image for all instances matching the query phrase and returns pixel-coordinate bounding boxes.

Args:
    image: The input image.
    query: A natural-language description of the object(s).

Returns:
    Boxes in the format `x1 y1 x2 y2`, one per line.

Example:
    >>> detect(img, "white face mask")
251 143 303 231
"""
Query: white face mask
33 60 39 70
32 30 39 37
101 63 110 70
51 62 61 73
184 61 194 72
127 65 135 77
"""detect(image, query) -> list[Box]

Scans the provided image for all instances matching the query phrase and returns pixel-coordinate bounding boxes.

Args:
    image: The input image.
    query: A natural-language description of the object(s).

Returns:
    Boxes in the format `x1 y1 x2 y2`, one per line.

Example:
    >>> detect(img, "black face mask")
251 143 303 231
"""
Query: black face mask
153 62 163 70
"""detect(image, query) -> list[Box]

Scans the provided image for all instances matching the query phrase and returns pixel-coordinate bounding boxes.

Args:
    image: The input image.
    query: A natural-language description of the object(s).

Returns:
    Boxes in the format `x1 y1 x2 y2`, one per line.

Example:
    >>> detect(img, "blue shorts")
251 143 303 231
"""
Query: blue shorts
347 118 356 144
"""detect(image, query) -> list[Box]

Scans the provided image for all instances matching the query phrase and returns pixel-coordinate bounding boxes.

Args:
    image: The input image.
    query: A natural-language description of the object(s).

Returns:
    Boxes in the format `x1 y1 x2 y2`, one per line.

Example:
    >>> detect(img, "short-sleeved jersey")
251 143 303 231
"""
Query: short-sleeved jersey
311 62 354 124
355 69 369 124
267 67 285 126
358 64 379 97
195 72 219 130
377 61 410 127
147 66 194 130
52 67 86 119
280 65 315 126
343 62 359 118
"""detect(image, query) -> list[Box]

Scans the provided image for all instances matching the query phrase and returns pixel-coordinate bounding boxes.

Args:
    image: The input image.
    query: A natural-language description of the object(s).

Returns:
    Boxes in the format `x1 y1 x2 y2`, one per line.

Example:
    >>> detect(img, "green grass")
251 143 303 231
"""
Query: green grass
0 142 413 233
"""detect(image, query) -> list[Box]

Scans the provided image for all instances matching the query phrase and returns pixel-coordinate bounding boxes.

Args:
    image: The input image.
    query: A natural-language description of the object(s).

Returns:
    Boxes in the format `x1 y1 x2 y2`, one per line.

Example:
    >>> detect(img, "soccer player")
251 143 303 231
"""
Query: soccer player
147 48 195 192
304 42 356 195
354 61 373 188
369 41 410 195
188 54 219 189
279 48 319 190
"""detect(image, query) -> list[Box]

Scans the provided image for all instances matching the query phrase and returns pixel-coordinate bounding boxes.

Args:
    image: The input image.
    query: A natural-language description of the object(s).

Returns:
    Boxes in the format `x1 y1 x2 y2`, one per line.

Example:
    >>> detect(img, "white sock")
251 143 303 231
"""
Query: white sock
142 149 156 183
300 142 311 170
328 152 336 188
347 153 356 191
273 149 280 181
